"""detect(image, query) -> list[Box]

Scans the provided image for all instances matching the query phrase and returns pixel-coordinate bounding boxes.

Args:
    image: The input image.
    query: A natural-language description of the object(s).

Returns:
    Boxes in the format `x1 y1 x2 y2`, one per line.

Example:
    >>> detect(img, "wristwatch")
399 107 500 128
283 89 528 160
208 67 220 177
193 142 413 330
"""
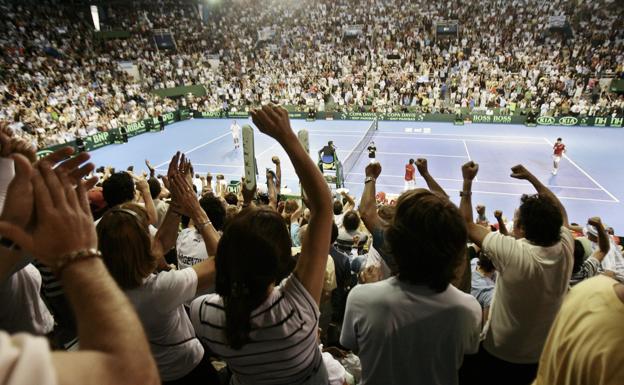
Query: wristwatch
364 176 376 184
459 191 472 197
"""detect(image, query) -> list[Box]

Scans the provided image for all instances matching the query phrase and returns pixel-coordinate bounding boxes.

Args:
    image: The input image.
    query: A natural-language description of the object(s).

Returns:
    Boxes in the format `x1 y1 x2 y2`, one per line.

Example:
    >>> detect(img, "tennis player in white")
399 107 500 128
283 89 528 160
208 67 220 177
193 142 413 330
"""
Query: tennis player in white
230 120 241 149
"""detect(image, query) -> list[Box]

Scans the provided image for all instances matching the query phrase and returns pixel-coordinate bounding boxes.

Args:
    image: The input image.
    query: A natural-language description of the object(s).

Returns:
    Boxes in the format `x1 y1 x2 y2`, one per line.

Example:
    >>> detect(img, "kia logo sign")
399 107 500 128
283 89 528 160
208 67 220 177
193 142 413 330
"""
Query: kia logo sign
537 116 555 125
558 116 578 126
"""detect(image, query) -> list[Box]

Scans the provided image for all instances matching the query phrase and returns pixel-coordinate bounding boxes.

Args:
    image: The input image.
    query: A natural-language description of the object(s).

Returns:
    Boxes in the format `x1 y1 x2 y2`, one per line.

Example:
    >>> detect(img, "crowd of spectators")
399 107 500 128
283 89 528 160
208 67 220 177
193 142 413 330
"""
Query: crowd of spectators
2 105 624 385
1 0 624 149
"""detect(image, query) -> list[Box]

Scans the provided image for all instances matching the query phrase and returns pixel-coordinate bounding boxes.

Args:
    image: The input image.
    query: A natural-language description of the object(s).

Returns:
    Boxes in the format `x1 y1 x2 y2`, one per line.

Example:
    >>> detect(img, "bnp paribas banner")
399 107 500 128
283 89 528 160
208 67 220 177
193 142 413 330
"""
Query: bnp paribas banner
336 111 456 122
536 116 624 127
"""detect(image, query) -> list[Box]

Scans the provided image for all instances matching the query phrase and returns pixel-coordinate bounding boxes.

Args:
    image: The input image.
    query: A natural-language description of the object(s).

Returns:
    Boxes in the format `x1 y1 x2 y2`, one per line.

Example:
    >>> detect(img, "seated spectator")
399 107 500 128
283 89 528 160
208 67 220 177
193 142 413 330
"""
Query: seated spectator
189 105 333 384
459 163 573 385
585 219 624 282
341 188 481 385
533 275 624 384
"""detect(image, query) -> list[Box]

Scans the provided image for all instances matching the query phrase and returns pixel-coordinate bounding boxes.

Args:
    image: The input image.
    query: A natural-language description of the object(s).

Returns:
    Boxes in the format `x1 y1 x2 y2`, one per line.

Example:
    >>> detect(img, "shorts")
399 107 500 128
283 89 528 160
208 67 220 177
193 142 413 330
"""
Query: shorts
553 155 562 163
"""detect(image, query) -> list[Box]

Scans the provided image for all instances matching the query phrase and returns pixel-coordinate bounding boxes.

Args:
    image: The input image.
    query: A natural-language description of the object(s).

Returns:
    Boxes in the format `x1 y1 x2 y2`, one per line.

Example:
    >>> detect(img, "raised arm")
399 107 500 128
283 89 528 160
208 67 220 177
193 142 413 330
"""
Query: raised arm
340 190 356 212
460 161 490 247
588 217 610 262
135 177 158 226
510 164 569 228
0 162 158 385
251 105 333 305
272 156 282 192
358 162 382 232
494 210 508 236
416 158 448 197
266 170 278 210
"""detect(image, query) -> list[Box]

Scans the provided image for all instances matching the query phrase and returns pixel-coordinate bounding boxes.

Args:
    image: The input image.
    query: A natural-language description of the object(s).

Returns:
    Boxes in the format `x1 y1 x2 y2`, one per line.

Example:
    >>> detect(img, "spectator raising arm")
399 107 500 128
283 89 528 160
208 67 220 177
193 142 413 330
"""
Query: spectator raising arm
510 164 569 228
495 210 508 236
416 158 449 197
460 161 490 247
359 162 382 232
134 176 158 226
340 190 356 212
588 217 610 262
0 160 158 385
251 105 333 305
272 155 282 192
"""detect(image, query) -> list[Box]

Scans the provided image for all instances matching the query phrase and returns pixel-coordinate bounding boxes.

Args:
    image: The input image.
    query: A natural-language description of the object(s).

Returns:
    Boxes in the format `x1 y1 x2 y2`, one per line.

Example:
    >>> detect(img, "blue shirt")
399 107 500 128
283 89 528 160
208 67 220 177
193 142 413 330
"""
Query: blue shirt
470 259 496 308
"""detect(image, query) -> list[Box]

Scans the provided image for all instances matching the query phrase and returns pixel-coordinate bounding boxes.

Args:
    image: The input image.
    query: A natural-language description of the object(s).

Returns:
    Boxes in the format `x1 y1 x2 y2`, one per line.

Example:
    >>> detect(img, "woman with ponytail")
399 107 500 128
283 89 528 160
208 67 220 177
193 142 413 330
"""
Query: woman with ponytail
190 105 334 384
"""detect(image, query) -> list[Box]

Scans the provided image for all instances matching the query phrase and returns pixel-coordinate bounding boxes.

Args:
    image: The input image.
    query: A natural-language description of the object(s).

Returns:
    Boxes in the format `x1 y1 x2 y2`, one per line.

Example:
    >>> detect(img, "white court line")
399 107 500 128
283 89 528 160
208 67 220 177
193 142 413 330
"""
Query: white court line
154 131 231 168
308 129 546 140
348 172 603 191
336 150 468 159
257 142 281 158
462 139 476 181
542 137 619 203
192 163 243 168
343 181 618 203
311 133 545 144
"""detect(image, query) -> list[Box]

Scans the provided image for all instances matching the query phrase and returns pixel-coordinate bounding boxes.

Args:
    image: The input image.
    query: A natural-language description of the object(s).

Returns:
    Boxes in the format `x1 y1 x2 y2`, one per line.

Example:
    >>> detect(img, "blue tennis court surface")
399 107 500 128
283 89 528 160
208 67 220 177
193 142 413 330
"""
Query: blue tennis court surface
88 118 624 231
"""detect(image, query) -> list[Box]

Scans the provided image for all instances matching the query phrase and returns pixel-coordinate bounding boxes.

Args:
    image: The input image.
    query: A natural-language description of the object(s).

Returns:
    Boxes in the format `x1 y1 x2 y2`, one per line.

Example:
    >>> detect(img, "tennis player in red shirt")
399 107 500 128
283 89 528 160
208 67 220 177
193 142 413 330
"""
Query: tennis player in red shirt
404 158 416 191
552 137 566 175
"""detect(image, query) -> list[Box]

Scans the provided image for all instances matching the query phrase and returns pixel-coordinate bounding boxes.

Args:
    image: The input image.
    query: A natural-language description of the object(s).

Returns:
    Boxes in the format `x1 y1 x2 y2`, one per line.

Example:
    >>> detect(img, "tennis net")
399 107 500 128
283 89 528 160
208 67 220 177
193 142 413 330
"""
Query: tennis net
341 118 378 178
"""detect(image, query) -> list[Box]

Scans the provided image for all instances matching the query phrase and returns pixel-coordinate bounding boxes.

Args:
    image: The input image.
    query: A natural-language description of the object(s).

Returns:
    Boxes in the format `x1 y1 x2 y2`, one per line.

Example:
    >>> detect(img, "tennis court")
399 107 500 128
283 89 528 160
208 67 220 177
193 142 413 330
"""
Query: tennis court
87 118 624 231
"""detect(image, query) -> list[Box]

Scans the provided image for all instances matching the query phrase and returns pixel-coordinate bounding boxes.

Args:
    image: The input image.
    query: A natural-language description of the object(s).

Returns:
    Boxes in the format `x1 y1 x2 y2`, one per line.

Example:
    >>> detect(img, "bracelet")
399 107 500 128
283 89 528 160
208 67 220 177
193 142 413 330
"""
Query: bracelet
196 220 212 232
364 176 376 184
53 248 102 277
459 191 472 197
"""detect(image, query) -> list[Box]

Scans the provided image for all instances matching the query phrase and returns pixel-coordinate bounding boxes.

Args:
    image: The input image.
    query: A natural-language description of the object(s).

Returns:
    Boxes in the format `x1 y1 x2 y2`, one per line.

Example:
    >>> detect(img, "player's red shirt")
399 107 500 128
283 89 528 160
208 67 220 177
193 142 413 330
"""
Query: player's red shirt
553 143 566 156
405 164 415 181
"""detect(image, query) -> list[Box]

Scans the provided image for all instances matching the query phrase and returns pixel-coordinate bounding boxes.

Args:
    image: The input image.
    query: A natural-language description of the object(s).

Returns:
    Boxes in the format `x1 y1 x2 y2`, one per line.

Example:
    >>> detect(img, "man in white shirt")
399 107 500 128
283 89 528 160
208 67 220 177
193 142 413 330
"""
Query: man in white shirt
458 162 573 385
341 189 481 385
230 120 240 149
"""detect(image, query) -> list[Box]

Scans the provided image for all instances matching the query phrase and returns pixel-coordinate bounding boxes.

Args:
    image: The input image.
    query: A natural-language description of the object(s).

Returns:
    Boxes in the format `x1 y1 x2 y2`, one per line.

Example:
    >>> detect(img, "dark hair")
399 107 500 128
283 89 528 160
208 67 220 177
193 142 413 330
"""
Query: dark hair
409 159 414 164
331 222 339 244
333 200 343 215
102 172 135 207
215 207 293 349
97 204 156 289
199 193 226 231
516 194 562 246
343 210 360 232
557 137 562 141
224 192 238 206
385 189 467 292
572 239 585 274
147 177 161 199
477 253 496 273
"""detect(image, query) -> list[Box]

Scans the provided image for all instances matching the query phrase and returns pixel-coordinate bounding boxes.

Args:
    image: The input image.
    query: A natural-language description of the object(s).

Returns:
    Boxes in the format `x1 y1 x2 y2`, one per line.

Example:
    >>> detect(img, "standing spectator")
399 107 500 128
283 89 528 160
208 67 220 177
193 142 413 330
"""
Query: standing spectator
190 105 333 384
341 189 481 385
533 275 624 385
459 163 573 385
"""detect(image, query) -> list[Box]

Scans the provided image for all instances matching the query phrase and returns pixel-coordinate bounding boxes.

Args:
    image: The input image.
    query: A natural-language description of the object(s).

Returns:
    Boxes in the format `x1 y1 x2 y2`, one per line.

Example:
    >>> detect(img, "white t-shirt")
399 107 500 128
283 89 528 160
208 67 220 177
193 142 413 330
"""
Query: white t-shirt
0 332 57 385
125 268 204 381
190 274 326 385
0 264 54 335
340 277 481 385
231 123 240 138
482 228 574 363
176 228 210 270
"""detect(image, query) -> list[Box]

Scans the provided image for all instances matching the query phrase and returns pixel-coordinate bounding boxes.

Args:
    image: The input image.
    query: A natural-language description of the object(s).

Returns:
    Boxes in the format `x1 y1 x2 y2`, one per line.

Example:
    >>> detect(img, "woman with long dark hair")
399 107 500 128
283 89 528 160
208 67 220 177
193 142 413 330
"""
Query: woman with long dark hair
190 105 334 384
